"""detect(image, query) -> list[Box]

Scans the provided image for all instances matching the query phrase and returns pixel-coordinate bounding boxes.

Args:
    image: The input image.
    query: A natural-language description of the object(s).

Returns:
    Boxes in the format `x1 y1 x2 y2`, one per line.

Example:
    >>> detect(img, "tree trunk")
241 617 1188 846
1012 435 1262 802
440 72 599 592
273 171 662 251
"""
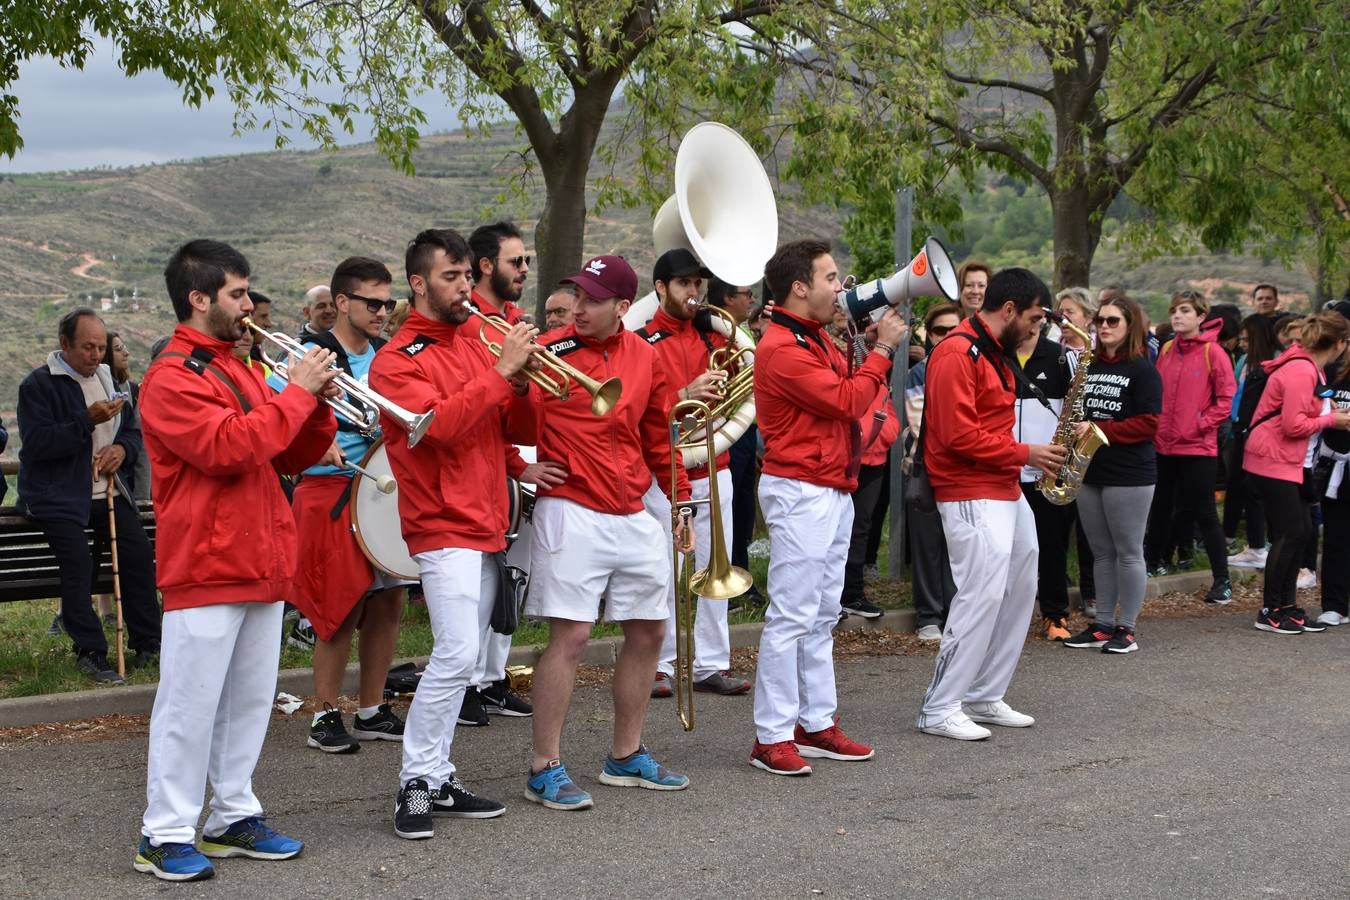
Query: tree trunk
1049 186 1101 290
528 86 615 320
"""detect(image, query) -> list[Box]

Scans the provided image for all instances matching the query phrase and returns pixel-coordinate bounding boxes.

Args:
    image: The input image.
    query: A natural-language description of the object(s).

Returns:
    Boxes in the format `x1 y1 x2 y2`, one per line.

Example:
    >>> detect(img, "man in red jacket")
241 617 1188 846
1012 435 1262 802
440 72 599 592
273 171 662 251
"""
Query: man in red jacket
456 220 561 726
368 228 541 840
524 254 693 810
749 239 906 777
135 240 339 882
638 247 752 698
916 267 1066 742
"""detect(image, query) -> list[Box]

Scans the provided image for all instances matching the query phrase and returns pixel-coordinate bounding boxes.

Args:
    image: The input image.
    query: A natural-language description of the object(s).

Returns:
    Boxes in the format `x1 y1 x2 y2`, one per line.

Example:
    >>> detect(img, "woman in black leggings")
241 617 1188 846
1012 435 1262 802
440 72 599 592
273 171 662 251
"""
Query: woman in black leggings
1243 313 1350 634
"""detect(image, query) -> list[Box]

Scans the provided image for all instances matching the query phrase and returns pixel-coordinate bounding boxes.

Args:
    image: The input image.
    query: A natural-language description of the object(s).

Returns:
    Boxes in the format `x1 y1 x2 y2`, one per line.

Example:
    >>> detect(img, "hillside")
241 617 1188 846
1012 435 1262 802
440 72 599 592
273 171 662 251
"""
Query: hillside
0 129 1311 454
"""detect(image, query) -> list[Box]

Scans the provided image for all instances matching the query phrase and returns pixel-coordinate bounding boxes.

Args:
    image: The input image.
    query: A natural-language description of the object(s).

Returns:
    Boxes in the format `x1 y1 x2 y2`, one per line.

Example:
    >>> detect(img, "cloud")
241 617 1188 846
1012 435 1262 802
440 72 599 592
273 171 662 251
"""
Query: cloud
1 41 459 173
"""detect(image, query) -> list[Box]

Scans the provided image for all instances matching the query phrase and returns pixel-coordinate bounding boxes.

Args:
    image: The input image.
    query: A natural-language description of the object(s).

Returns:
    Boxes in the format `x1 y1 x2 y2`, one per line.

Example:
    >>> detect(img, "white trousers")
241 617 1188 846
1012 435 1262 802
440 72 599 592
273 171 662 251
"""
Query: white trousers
401 548 496 786
643 470 735 680
142 601 284 845
918 496 1038 726
752 475 853 744
472 629 512 689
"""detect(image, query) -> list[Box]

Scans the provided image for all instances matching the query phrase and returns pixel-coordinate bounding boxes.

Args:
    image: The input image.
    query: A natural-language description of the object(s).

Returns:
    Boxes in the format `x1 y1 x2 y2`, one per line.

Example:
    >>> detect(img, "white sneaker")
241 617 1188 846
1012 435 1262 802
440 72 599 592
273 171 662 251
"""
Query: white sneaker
916 624 942 642
918 712 991 741
1297 568 1317 590
963 700 1035 728
1316 610 1349 626
1227 547 1262 568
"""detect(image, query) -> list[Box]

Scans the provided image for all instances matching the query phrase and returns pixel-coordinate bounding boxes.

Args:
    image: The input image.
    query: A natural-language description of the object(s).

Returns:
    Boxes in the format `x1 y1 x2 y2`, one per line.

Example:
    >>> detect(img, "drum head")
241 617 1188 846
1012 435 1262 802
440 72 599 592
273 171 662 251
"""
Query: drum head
350 440 420 581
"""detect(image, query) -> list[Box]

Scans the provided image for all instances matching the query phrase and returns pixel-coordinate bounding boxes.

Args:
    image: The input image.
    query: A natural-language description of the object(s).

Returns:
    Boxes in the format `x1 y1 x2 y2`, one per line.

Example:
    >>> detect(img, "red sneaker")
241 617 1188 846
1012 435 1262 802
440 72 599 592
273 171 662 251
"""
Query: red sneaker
749 740 813 776
793 723 875 761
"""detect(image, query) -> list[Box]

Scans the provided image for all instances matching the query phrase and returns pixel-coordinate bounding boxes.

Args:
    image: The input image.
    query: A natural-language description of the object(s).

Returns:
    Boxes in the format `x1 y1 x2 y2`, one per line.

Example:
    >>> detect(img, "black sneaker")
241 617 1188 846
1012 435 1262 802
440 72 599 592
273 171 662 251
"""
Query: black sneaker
352 703 405 741
128 649 160 670
1063 623 1113 649
1284 607 1326 633
480 680 533 717
1255 607 1302 635
841 598 883 619
286 618 316 651
47 614 65 637
307 707 359 754
1204 578 1233 605
1147 564 1170 579
76 652 124 685
394 778 434 840
431 776 506 819
1102 625 1139 654
456 688 489 726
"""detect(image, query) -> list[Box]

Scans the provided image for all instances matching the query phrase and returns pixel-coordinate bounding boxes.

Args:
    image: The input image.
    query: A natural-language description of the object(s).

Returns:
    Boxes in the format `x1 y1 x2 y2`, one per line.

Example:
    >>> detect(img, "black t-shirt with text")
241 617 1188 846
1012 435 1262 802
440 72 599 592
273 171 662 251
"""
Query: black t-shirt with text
1323 368 1350 454
1081 354 1163 486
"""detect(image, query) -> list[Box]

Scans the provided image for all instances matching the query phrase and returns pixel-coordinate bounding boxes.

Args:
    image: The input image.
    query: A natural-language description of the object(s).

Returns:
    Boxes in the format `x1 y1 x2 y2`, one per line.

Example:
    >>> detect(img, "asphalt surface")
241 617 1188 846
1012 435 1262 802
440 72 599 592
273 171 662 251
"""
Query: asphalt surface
2 608 1348 899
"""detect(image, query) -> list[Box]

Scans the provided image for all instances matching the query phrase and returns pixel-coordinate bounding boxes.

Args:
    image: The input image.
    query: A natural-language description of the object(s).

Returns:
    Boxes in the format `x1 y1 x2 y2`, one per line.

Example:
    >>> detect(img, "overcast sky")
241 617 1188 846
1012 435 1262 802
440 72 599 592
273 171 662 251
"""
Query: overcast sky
0 42 460 174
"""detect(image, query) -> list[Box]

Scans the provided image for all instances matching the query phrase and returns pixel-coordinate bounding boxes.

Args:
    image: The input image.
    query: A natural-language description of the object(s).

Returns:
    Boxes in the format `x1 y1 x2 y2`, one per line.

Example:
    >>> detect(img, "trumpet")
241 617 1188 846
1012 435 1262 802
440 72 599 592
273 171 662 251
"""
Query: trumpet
468 305 623 416
241 317 435 448
668 398 754 731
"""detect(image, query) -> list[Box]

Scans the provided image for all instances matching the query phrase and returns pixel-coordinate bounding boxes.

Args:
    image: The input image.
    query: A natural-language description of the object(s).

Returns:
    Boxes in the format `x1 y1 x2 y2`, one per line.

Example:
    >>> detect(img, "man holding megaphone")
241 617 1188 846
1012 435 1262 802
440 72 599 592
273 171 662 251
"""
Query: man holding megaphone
749 238 907 777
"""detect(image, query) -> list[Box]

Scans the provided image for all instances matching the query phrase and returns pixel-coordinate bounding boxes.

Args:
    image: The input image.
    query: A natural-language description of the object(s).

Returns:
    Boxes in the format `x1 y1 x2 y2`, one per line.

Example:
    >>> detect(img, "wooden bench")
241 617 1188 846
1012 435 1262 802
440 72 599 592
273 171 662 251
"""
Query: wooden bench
0 504 157 604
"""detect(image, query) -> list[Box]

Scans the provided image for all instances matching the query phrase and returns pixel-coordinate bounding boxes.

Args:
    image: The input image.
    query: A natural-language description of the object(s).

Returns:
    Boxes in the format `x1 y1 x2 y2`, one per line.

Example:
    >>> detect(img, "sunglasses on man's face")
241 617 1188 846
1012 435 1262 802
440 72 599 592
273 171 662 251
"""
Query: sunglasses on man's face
498 255 531 269
345 292 397 314
1094 315 1124 327
928 325 954 337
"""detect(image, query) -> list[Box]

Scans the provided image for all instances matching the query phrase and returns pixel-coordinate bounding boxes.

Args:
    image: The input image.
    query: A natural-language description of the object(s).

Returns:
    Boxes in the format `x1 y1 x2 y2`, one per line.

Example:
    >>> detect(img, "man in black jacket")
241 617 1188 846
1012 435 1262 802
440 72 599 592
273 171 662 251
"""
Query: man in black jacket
17 308 161 683
1012 316 1077 640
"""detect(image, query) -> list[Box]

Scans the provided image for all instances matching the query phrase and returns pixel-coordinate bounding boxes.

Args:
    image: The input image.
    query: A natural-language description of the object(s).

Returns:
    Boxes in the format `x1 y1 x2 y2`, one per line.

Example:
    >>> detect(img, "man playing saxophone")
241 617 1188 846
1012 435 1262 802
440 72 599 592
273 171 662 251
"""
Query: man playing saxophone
916 268 1066 742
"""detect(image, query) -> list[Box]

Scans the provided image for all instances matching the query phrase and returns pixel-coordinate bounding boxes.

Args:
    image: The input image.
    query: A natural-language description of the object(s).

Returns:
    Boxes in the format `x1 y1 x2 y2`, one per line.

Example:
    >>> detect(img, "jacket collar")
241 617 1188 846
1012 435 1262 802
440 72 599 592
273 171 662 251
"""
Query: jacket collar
471 289 503 318
649 306 692 334
400 308 468 343
172 323 240 359
771 307 825 333
1174 317 1223 347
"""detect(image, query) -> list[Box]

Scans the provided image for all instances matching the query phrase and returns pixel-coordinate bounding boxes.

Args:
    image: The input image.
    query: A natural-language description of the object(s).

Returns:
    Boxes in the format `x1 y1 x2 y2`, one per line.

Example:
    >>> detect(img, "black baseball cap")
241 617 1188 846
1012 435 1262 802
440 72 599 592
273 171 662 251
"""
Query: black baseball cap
653 248 712 286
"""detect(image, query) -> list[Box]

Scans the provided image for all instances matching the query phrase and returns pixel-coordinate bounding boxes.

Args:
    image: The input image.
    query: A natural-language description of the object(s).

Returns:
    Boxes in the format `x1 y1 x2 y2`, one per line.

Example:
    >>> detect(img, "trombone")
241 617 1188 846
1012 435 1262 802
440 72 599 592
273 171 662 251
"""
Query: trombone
469 305 623 416
241 317 435 448
668 398 753 731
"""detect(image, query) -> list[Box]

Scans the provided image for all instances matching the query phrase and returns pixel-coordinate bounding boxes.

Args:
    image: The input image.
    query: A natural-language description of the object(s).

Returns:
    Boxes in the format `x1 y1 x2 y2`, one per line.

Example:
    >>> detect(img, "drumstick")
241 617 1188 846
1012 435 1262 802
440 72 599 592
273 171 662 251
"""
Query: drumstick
342 456 396 494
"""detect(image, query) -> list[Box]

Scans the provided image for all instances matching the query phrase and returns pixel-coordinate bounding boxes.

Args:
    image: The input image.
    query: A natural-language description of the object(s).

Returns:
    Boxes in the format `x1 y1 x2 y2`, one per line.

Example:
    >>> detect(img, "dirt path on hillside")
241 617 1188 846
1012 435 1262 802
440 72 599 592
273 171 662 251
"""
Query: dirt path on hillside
69 251 108 281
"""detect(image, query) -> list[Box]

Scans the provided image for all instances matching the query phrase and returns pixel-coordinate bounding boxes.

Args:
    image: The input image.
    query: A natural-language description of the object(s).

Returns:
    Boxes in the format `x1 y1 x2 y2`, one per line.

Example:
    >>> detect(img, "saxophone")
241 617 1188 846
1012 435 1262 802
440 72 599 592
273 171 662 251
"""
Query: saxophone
1037 314 1110 505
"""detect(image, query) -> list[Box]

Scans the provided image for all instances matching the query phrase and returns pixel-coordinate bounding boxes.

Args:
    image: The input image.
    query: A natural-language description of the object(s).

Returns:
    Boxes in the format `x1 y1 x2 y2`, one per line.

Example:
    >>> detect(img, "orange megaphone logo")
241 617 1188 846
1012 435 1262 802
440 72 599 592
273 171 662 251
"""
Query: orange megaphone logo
911 252 929 278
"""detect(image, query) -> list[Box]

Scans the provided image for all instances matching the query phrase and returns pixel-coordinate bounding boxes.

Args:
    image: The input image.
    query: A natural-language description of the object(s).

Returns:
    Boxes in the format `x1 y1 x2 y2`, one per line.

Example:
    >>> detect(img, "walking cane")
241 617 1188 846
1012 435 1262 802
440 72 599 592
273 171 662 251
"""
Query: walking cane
104 470 127 677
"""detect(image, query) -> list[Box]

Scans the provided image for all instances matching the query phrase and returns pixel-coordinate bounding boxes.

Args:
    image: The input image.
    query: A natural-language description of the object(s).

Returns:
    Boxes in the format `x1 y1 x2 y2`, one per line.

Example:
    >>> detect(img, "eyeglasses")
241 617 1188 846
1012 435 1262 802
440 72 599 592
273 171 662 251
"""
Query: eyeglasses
1094 315 1124 327
344 292 397 314
928 325 954 337
498 255 531 268
727 289 755 299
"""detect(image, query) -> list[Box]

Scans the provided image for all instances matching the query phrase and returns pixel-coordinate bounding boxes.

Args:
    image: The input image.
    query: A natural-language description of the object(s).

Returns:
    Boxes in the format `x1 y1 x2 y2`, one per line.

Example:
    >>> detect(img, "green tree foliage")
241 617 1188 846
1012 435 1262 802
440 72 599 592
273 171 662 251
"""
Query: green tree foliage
784 0 1346 290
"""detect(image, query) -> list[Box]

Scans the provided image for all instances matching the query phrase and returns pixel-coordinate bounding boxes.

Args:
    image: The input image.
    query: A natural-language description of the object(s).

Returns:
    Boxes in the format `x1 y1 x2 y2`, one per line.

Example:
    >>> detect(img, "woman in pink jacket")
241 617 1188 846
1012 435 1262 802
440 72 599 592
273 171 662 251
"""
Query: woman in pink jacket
1244 312 1350 634
1144 292 1236 602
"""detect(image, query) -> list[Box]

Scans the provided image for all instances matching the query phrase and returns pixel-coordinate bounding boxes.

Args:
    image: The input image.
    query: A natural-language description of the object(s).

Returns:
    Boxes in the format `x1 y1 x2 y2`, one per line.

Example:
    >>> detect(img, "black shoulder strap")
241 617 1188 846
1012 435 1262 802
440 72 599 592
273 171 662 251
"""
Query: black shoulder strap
1248 355 1322 437
544 336 584 358
770 309 828 352
160 351 253 413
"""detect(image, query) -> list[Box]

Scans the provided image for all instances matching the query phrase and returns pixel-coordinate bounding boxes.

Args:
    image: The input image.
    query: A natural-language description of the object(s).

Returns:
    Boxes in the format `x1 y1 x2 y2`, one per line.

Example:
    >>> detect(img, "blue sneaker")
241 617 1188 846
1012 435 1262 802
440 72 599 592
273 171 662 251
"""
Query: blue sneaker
134 837 215 881
198 816 303 860
597 745 690 791
524 761 594 811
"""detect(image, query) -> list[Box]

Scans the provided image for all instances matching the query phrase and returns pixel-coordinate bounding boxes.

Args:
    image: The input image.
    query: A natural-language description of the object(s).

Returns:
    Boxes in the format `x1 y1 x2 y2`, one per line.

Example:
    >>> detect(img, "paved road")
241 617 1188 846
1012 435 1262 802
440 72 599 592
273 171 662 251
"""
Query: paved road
2 609 1348 899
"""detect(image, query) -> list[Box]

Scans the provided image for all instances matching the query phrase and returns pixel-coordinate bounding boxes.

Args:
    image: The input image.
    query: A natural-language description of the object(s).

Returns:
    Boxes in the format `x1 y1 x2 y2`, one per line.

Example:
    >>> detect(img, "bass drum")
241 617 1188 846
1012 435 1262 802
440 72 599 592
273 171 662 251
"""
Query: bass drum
506 445 536 573
351 438 531 581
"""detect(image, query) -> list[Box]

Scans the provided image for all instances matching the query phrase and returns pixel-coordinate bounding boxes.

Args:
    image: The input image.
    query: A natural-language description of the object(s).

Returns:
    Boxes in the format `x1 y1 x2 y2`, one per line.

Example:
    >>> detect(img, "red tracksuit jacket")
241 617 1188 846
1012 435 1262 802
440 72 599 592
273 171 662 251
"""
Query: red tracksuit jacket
471 290 530 479
369 309 539 555
754 309 891 492
923 317 1029 502
534 323 691 512
636 306 732 481
139 324 337 610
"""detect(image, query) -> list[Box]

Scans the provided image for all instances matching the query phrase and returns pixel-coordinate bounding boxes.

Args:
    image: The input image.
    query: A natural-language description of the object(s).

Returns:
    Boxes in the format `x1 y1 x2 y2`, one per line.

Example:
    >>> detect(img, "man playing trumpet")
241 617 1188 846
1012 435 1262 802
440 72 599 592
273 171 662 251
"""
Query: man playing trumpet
525 254 693 810
291 257 412 753
638 248 752 699
369 229 541 839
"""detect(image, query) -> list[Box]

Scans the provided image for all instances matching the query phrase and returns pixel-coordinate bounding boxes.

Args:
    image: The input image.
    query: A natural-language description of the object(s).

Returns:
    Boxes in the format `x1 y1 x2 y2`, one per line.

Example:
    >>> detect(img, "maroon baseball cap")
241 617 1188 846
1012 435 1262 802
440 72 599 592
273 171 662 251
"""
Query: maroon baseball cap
562 255 638 302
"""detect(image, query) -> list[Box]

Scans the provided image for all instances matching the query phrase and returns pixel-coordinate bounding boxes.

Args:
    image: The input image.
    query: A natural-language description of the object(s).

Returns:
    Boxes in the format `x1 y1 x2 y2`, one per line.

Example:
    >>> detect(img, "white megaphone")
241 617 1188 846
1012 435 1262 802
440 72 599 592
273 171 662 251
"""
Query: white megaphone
840 236 959 322
626 122 779 331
